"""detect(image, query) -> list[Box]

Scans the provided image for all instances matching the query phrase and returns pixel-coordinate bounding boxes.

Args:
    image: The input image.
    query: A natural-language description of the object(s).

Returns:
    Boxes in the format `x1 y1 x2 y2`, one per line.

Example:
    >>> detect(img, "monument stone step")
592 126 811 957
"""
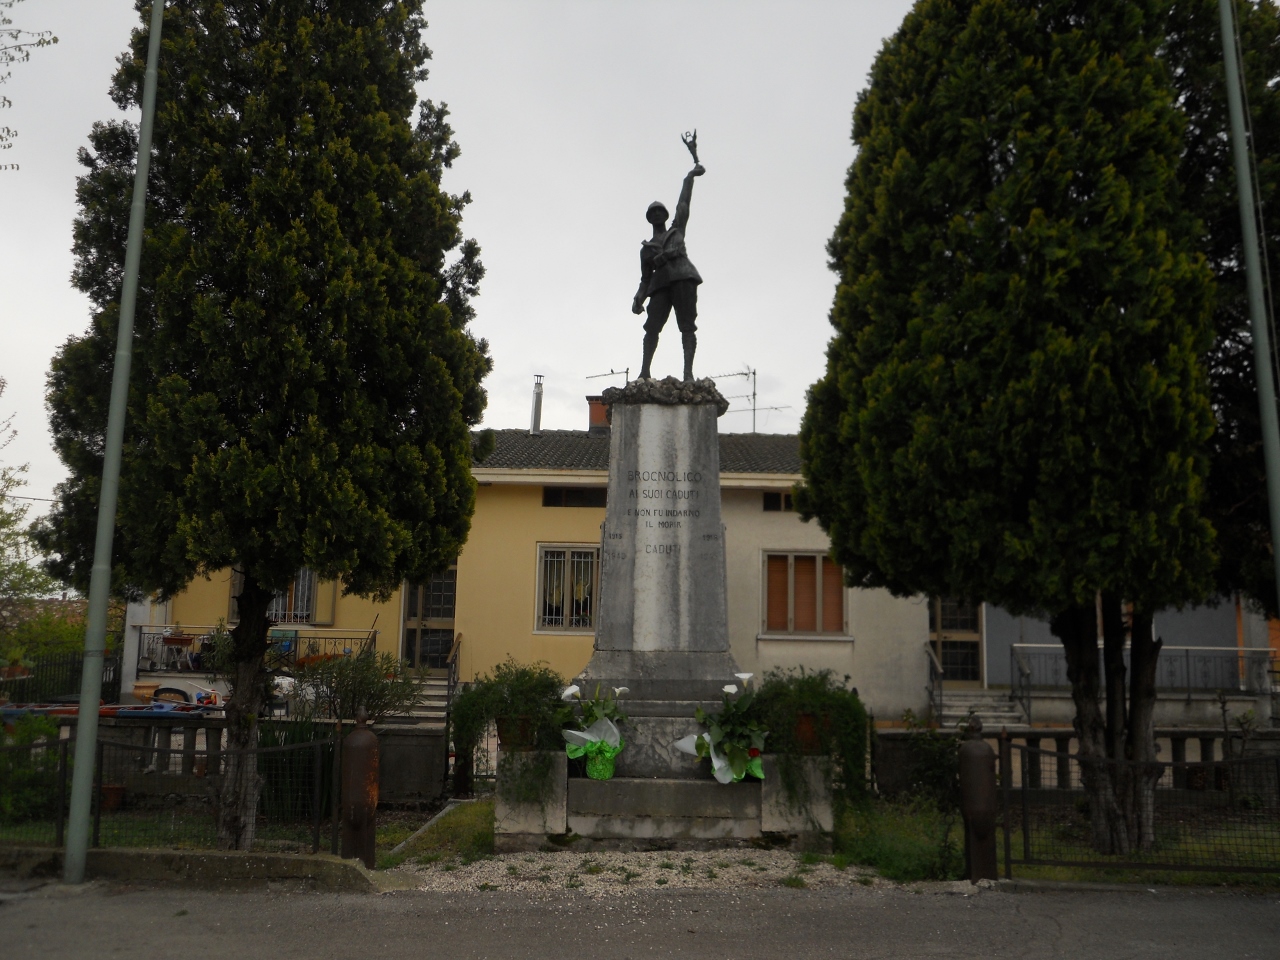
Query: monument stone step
566 778 761 840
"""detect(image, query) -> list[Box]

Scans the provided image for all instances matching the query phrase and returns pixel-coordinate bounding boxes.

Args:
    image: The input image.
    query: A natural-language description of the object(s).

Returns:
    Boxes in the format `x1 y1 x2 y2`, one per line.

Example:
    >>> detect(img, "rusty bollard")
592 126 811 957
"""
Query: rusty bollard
341 709 379 868
958 716 998 882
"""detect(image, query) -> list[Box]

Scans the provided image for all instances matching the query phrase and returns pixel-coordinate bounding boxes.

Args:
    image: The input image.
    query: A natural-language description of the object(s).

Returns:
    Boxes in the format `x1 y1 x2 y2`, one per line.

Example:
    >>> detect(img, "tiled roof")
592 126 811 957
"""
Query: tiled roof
479 430 611 471
475 429 801 476
718 433 802 474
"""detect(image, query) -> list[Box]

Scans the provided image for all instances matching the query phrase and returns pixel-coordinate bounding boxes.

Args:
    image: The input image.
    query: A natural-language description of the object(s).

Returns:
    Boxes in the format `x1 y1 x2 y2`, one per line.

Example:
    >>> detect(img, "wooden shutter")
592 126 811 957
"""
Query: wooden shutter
793 556 817 631
311 579 337 625
766 555 789 631
822 558 843 633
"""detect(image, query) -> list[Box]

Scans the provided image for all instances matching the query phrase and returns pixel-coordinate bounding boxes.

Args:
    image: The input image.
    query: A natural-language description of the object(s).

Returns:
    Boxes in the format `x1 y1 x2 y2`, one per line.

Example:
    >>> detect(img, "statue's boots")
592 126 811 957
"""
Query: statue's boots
682 331 697 382
640 331 659 380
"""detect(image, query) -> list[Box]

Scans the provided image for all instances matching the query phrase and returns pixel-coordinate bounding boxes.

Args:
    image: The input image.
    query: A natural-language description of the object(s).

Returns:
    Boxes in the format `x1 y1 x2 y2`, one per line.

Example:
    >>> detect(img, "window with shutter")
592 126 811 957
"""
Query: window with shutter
762 552 846 636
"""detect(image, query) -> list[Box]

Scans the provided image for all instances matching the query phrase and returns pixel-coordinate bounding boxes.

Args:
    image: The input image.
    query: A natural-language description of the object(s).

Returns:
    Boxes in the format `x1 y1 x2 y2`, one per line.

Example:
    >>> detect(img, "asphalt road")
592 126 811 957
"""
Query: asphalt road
2 882 1277 960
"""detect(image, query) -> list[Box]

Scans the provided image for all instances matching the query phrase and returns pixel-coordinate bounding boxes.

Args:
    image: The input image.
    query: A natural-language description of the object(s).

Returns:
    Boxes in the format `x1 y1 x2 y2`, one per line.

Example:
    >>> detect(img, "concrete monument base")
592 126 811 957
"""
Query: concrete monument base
500 380 827 846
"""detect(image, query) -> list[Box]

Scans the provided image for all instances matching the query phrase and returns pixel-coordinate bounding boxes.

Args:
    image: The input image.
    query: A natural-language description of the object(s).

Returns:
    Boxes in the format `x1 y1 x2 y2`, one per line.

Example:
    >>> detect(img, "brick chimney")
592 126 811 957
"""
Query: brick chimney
586 396 609 437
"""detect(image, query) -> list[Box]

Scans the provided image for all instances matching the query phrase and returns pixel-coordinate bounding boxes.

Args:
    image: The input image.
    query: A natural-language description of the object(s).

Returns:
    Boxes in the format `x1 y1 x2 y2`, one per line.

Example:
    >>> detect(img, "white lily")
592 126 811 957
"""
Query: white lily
672 732 734 783
734 672 754 683
612 686 629 697
673 734 701 756
563 716 621 748
561 684 581 700
722 684 738 695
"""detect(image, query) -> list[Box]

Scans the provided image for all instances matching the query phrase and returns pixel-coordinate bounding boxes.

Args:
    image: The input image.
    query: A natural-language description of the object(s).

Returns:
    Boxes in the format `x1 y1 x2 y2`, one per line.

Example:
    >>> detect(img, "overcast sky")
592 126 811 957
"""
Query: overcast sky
0 0 918 508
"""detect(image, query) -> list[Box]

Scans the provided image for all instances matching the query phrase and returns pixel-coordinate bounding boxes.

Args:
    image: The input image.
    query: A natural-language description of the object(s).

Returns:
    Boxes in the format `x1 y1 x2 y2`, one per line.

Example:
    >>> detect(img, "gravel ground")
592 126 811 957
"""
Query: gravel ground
391 848 881 895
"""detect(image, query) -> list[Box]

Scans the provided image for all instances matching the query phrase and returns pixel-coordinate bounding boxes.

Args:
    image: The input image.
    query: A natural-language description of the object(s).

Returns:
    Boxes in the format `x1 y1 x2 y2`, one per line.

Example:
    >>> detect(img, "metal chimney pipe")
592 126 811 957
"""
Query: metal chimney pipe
530 375 544 436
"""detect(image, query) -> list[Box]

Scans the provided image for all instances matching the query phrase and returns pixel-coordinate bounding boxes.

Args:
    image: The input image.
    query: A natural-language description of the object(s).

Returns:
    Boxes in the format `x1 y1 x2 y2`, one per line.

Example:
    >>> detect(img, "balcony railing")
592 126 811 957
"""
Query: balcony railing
1010 642 1277 711
135 624 376 675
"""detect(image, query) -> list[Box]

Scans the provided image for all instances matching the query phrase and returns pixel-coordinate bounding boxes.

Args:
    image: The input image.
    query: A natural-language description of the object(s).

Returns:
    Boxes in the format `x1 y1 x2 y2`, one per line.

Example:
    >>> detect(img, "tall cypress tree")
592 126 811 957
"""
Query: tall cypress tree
37 1 489 847
799 0 1216 851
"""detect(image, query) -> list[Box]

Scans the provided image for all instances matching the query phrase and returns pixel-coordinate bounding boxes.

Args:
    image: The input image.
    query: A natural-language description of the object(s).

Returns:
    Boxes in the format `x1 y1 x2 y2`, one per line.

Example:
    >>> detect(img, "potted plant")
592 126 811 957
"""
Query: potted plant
561 683 628 780
675 674 767 784
0 647 34 681
751 667 870 809
482 658 567 751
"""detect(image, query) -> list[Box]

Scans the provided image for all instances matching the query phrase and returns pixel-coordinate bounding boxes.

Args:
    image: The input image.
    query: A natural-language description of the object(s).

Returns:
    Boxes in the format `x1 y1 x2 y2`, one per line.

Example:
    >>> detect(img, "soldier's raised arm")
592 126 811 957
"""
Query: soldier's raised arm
672 163 705 232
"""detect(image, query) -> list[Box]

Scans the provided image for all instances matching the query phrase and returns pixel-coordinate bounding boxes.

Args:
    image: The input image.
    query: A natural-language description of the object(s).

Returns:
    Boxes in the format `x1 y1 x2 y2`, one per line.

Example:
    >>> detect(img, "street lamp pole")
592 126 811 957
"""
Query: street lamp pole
63 0 165 885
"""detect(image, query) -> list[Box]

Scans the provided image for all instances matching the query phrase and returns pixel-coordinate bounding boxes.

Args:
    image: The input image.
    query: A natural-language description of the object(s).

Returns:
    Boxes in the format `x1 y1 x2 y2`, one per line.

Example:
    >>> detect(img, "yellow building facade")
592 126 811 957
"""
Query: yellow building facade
121 406 933 720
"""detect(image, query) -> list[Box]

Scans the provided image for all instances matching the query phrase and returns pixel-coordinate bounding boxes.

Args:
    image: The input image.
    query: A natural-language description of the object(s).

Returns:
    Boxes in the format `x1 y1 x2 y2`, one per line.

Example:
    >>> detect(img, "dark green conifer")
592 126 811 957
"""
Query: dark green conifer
800 0 1215 851
38 1 489 847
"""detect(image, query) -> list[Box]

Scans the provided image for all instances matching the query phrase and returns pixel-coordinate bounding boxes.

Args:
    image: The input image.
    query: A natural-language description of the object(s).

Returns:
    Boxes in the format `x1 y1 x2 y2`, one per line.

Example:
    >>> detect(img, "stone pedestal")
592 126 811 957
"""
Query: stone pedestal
579 378 742 778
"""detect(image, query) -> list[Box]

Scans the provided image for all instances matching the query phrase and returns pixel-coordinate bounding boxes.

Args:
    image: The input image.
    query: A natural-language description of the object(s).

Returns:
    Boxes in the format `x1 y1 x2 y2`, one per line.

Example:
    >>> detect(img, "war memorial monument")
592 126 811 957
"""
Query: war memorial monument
495 136 830 847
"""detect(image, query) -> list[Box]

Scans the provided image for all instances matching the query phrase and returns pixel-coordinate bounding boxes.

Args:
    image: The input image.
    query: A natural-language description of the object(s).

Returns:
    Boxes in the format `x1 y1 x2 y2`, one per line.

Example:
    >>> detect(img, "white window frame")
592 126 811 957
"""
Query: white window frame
534 543 600 634
759 550 848 638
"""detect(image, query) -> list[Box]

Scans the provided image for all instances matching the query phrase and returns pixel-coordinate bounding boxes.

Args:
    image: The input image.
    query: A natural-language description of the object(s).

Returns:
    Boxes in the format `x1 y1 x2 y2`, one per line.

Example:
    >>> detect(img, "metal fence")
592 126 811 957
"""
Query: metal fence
0 653 122 706
135 625 374 674
0 728 339 853
1011 644 1277 722
1001 741 1280 874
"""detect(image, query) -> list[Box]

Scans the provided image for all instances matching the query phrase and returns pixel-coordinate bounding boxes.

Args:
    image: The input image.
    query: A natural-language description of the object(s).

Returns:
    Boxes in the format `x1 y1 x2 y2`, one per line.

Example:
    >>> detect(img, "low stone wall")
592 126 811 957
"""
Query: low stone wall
493 751 833 850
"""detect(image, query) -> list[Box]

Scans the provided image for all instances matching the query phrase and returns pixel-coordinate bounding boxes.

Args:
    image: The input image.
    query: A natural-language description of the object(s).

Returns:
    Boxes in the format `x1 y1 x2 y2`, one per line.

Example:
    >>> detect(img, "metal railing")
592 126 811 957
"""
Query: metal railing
1011 645 1033 723
0 652 122 706
999 739 1280 874
924 642 944 725
135 624 376 674
1009 643 1277 700
445 633 462 719
0 726 340 854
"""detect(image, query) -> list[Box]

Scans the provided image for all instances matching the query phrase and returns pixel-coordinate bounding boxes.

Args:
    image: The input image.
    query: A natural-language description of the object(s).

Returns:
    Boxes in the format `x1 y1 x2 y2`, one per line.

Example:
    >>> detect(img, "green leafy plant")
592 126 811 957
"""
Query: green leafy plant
293 651 420 724
478 659 568 750
835 798 962 883
0 714 61 824
0 644 33 670
560 682 627 779
561 682 628 729
751 668 869 811
677 677 767 783
450 660 565 797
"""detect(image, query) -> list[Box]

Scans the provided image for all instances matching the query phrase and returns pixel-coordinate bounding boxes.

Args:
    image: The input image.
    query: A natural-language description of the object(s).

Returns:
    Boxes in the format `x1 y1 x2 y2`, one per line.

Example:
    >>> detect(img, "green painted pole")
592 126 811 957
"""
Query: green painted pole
1219 0 1280 611
63 0 165 885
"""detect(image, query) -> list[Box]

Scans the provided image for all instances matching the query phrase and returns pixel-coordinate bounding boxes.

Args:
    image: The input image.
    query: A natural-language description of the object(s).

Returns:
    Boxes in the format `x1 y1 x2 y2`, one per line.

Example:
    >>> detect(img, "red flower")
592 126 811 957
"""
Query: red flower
748 748 760 758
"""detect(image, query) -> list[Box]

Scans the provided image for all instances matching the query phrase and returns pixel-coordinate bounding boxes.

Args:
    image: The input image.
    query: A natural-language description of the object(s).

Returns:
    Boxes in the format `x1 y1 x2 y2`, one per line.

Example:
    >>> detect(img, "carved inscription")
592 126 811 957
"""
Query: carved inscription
620 466 707 550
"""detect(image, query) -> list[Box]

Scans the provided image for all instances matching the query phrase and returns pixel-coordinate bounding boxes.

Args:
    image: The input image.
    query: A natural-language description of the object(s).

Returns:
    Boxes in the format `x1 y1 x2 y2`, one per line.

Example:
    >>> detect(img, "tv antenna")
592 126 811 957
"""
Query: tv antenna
586 367 630 384
709 366 762 432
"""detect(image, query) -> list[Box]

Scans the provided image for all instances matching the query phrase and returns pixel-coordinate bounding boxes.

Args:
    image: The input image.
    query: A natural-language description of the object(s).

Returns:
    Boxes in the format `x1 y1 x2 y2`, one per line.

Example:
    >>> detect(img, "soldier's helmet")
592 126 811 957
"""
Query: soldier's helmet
646 201 669 224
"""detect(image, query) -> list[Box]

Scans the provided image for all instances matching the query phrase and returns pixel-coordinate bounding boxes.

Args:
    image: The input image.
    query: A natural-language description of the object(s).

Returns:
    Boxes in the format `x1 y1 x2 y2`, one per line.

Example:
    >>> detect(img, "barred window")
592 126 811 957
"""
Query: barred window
266 568 316 623
537 545 599 631
231 568 316 624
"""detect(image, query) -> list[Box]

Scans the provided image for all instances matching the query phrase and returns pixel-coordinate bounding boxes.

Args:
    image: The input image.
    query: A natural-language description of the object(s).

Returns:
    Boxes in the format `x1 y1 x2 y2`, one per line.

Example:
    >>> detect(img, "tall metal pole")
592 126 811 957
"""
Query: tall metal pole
63 0 165 885
1219 0 1280 609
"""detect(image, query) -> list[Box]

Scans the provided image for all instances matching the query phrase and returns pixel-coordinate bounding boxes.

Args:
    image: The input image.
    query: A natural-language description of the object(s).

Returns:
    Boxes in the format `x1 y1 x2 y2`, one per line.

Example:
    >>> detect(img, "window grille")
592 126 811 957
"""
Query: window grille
538 546 598 631
266 568 316 624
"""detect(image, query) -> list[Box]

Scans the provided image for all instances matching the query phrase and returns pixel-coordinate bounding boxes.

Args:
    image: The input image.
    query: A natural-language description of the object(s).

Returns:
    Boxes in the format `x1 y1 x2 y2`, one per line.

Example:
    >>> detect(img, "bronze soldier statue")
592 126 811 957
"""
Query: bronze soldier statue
632 147 705 381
